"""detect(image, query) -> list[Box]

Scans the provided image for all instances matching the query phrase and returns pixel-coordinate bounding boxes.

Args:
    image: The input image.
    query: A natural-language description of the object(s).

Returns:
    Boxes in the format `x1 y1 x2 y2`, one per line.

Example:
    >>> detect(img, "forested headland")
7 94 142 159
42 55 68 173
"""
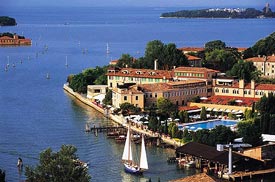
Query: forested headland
161 6 275 19
0 16 17 26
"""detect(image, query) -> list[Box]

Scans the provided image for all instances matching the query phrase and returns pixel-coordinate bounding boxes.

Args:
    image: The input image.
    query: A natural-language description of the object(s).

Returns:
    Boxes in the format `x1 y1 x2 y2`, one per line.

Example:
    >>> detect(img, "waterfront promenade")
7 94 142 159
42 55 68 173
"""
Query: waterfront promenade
63 83 183 148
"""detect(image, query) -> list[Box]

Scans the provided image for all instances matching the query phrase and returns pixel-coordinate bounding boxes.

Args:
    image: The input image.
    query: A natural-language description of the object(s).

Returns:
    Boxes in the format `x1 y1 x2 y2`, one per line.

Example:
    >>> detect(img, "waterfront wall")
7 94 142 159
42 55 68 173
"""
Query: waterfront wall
63 83 182 148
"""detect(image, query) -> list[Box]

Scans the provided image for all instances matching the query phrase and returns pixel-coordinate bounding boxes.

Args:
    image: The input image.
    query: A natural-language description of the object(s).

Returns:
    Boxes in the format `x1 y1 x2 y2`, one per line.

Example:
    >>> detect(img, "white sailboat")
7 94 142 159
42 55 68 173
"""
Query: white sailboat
106 43 110 54
122 125 148 174
65 55 68 67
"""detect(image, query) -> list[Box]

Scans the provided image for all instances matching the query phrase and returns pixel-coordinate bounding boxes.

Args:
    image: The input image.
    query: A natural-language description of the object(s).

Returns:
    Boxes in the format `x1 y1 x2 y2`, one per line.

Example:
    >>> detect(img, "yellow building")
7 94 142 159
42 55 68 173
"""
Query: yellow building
111 80 207 109
173 67 220 97
112 85 145 109
213 79 275 98
106 67 173 88
245 55 275 78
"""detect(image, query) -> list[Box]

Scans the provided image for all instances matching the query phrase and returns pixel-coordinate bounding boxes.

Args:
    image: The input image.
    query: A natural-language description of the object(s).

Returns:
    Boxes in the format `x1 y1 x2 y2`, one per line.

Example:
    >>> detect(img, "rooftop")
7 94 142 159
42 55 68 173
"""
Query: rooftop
202 95 259 107
245 55 275 63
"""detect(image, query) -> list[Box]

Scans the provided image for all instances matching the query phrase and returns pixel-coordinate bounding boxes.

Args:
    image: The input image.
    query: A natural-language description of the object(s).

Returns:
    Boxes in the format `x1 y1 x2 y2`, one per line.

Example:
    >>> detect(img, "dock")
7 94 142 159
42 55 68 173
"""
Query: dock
227 168 275 181
86 125 124 133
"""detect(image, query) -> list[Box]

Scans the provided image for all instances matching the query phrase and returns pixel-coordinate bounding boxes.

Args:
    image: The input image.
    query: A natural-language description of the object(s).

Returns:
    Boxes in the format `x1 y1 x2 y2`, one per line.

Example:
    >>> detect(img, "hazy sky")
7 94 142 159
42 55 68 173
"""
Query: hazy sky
1 0 273 8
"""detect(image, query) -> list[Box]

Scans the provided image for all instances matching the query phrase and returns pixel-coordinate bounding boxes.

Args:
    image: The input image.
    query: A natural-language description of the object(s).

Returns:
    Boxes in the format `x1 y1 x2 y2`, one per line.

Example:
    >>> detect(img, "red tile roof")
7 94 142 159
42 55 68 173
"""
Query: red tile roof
202 95 259 107
106 67 173 79
178 47 205 52
178 106 200 111
174 66 220 73
186 55 201 61
245 56 275 63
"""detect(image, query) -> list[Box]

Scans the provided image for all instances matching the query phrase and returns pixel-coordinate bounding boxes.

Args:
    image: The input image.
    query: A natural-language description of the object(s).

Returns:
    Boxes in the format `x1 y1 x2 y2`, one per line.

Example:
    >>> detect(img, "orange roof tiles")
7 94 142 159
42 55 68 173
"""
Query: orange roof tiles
174 66 220 73
106 67 173 79
178 47 205 52
203 95 259 107
186 55 201 61
245 56 275 63
237 47 247 52
178 106 200 111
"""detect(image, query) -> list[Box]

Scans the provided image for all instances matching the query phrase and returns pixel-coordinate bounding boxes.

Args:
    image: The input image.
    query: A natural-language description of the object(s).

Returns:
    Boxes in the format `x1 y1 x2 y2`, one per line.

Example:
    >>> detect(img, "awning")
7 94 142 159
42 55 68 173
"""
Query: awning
213 108 218 112
187 109 202 113
206 107 212 111
93 94 105 104
217 79 233 83
224 109 231 112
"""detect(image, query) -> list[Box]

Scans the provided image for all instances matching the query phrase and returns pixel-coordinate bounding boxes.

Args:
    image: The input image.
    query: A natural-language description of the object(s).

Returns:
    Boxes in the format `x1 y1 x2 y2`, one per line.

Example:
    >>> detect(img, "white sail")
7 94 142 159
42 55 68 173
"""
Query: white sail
122 125 132 161
139 135 148 170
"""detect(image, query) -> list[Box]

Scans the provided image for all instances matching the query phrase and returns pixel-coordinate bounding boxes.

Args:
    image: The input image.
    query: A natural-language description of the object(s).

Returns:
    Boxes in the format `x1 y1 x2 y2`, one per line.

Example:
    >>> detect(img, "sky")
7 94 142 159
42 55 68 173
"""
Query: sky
1 0 273 8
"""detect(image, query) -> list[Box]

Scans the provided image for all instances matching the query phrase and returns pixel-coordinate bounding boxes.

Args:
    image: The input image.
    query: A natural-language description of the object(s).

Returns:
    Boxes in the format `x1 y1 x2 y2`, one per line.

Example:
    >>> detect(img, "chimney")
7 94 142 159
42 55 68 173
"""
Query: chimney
239 79 244 89
154 59 158 70
251 80 255 90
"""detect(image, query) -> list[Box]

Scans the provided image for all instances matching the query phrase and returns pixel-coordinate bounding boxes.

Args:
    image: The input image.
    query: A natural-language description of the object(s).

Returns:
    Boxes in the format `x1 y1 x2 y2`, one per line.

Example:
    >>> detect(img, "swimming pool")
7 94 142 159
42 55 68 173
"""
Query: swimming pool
178 120 238 131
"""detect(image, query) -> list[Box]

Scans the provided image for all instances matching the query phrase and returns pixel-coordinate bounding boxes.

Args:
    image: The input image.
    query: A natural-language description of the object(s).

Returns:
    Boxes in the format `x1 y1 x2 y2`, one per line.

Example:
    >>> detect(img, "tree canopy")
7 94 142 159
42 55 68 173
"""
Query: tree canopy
25 145 91 182
0 16 17 26
132 40 189 70
226 60 260 82
243 32 275 58
68 66 107 93
156 97 177 118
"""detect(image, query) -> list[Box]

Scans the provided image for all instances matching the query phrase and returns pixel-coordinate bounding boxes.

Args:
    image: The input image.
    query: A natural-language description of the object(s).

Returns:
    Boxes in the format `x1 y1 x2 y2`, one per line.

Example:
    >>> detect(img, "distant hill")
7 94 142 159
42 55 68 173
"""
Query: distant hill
0 16 17 26
160 7 275 19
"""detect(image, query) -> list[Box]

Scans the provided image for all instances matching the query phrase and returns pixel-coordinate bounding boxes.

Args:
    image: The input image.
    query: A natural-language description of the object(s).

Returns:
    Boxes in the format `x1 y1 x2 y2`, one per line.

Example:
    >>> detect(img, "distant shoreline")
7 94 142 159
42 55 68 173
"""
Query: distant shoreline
160 6 275 19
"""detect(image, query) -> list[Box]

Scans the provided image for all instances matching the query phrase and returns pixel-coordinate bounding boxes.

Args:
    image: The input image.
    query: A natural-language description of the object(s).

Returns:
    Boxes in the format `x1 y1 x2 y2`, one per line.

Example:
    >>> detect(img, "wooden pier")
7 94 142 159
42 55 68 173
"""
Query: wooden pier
86 125 125 133
227 168 275 181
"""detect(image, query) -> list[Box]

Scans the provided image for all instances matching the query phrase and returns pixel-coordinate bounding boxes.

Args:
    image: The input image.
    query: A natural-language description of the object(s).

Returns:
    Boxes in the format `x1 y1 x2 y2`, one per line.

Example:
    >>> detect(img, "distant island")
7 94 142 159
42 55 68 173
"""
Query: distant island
0 16 17 26
0 32 31 46
161 3 275 19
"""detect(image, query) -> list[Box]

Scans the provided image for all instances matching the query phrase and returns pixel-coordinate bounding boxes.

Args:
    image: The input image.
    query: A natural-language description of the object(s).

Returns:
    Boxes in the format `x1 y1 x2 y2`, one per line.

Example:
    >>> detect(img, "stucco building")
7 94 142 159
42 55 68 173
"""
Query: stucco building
0 34 31 46
245 55 275 78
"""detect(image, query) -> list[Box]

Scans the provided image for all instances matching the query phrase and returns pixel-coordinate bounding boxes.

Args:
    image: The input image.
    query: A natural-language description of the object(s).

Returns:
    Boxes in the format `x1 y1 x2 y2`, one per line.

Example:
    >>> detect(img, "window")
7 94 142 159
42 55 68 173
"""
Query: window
155 93 157 97
124 96 127 101
136 96 138 100
215 88 219 93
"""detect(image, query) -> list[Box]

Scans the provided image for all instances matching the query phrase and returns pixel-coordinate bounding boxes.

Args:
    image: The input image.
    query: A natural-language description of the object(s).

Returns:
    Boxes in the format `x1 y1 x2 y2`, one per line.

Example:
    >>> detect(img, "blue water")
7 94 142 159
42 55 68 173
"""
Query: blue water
179 120 238 131
0 6 274 182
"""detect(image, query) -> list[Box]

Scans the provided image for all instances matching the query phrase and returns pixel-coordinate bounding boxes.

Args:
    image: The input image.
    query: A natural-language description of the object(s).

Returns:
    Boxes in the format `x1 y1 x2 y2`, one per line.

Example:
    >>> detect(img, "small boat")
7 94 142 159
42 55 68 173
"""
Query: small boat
107 131 120 138
46 73 50 79
184 160 195 168
122 125 148 174
115 135 126 143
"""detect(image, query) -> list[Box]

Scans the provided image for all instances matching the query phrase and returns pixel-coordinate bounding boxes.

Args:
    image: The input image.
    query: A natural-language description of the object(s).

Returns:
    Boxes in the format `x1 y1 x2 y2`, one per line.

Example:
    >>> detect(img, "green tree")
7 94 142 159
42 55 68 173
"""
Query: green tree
135 40 188 69
116 54 135 68
119 102 141 115
200 106 207 120
244 109 253 120
227 60 260 82
237 120 262 146
243 32 275 58
178 110 189 123
148 116 159 132
25 145 91 182
157 97 177 118
205 40 226 52
69 66 107 93
0 169 5 182
103 89 112 106
205 49 239 72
